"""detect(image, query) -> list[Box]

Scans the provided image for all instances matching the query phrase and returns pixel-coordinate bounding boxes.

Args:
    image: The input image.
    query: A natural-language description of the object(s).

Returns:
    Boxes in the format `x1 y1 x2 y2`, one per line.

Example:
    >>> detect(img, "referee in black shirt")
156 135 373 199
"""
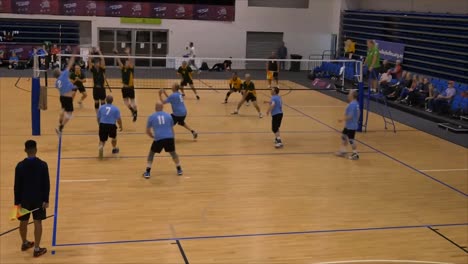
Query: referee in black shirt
14 140 50 257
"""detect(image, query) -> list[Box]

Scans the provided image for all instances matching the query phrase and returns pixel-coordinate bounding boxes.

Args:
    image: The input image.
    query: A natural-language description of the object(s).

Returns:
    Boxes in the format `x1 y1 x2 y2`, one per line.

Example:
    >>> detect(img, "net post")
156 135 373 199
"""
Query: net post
31 77 41 136
357 61 364 132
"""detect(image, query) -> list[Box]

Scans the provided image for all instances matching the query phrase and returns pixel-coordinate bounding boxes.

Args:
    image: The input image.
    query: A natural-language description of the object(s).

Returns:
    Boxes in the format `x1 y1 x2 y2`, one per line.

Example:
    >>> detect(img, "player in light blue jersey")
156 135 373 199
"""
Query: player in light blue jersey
52 50 77 135
159 83 198 140
97 95 123 159
336 90 360 160
266 87 284 148
143 102 183 179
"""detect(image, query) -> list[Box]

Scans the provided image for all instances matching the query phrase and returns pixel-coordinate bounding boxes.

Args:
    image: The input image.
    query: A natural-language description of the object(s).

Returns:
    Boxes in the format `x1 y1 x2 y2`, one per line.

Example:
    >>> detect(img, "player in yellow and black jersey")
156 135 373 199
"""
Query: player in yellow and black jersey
223 72 243 104
231 74 262 118
177 61 200 100
114 48 138 122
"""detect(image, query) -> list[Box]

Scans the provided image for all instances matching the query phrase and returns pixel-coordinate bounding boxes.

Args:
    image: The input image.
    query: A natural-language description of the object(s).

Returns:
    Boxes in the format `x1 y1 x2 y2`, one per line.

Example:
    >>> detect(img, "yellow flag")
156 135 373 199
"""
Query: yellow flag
9 206 19 220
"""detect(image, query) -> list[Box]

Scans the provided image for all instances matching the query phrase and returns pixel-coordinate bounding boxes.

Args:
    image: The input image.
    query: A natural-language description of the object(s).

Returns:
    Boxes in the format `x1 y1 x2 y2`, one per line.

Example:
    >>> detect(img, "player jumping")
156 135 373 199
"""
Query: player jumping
159 83 198 140
114 48 138 122
231 74 262 118
53 51 77 135
336 90 360 160
88 47 107 113
177 61 200 100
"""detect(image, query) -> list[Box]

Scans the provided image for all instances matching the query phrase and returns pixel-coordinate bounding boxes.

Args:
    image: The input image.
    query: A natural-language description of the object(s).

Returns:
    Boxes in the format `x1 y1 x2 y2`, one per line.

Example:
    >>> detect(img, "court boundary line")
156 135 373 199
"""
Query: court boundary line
0 215 54 237
315 260 454 264
282 103 468 197
53 223 468 247
60 151 379 160
427 226 468 253
175 240 190 264
51 135 63 254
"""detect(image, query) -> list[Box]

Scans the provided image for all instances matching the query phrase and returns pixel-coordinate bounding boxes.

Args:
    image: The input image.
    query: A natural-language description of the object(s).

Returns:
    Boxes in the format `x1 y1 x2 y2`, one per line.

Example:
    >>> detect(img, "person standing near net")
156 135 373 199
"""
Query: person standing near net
177 61 200 100
364 40 381 93
336 90 360 160
266 87 284 148
70 64 87 107
186 42 198 71
267 52 279 88
53 51 77 135
114 48 138 122
159 83 198 140
223 72 243 104
88 47 107 113
97 95 123 159
232 74 263 118
143 102 183 179
14 140 50 257
277 42 288 70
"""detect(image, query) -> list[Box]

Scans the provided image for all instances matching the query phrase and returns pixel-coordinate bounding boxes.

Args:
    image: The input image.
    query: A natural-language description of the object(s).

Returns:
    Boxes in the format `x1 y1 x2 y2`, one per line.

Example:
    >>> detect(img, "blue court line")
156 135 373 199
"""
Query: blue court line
283 103 468 197
60 151 379 160
54 222 468 247
51 135 63 247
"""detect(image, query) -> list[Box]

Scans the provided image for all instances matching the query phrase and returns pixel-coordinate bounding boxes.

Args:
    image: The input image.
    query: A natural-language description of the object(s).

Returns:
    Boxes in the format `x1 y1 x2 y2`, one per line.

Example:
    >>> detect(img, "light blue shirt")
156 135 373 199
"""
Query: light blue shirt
271 95 283 116
164 92 187 117
56 70 75 95
97 104 121 125
147 111 174 141
345 100 360 130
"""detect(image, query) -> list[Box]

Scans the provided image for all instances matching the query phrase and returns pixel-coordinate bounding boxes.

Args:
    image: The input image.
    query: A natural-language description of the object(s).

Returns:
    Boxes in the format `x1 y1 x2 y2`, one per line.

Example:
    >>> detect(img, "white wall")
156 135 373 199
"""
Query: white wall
0 0 343 59
357 0 468 13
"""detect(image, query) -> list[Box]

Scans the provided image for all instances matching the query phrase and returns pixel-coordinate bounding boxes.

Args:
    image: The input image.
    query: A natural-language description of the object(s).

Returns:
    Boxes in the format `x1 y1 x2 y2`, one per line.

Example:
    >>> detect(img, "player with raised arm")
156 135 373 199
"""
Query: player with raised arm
266 87 284 148
159 83 198 140
114 47 138 122
336 90 360 160
143 102 183 179
223 72 242 104
88 47 107 113
177 61 200 100
53 50 77 135
231 74 262 118
97 95 123 159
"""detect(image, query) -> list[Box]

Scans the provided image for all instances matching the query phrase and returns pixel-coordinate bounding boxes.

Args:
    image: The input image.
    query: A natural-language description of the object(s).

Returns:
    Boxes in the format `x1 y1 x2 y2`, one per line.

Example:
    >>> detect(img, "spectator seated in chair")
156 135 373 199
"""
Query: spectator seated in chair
8 52 19 69
390 60 402 80
380 60 391 74
426 81 456 114
397 74 420 104
407 77 430 107
378 70 392 93
387 72 412 100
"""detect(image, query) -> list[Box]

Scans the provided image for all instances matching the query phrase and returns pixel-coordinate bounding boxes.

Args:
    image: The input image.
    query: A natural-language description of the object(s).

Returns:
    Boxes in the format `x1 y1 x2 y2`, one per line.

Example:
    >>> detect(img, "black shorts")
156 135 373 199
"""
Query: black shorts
151 138 175 154
171 114 186 126
180 79 193 87
272 113 283 133
342 128 356 140
93 87 106 101
60 96 74 112
17 203 46 221
245 93 257 102
73 83 86 93
273 72 279 79
122 87 135 99
99 123 117 142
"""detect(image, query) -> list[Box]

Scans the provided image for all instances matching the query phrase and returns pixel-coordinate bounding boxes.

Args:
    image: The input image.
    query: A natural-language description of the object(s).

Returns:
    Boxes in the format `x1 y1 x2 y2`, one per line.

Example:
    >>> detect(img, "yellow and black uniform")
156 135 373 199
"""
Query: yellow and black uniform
243 81 257 102
121 66 135 99
90 65 106 101
267 58 279 80
178 66 193 86
229 77 242 92
70 70 86 93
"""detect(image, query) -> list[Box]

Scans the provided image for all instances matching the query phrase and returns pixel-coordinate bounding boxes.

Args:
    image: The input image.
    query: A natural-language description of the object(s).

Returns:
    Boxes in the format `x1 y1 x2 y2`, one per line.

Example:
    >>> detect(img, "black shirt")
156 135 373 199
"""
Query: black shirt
268 58 278 71
90 66 106 88
224 60 232 69
14 157 50 205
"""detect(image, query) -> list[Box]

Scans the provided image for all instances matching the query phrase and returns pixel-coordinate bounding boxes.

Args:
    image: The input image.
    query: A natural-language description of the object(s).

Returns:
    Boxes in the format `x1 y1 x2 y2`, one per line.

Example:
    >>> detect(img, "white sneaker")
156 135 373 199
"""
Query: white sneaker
246 102 250 106
231 110 239 115
98 146 104 159
275 142 283 148
259 113 263 118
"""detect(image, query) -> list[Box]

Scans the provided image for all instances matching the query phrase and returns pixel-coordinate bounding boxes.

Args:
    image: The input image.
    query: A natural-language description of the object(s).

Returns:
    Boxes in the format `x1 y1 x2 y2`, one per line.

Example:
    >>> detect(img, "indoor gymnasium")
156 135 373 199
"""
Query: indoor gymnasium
0 0 467 263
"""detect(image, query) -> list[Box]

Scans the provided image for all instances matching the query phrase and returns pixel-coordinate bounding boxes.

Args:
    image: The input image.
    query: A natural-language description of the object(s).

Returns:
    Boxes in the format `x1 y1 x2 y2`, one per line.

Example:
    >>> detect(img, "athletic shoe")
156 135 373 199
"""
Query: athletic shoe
182 93 186 97
334 151 347 158
78 101 83 108
112 148 119 154
21 241 34 251
143 171 150 179
231 110 239 115
275 142 284 148
98 146 104 159
132 112 137 122
259 113 263 118
222 101 228 104
177 168 183 176
192 131 198 140
426 109 433 113
55 127 62 136
349 153 360 160
196 95 200 100
246 102 250 106
33 247 47 258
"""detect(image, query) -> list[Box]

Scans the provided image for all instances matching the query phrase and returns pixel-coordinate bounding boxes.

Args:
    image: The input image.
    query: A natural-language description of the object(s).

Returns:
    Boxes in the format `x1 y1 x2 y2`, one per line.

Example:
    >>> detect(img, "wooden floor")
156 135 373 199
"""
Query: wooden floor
1 77 467 264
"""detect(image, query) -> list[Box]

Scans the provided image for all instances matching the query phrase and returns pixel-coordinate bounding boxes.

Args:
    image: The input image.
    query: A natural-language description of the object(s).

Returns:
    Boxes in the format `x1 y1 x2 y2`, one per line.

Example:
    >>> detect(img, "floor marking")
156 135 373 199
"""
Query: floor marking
420 168 468 172
61 179 109 183
315 260 454 264
289 105 343 108
427 226 468 253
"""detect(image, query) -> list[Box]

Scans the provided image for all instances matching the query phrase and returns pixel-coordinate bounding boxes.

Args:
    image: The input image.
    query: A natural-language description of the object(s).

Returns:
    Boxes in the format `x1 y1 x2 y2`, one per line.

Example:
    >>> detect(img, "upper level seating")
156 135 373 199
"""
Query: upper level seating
340 10 468 85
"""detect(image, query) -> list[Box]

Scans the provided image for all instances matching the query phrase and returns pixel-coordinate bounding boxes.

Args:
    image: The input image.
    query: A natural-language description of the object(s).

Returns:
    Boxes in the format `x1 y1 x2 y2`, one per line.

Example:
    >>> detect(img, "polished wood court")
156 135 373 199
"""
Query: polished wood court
1 77 467 264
